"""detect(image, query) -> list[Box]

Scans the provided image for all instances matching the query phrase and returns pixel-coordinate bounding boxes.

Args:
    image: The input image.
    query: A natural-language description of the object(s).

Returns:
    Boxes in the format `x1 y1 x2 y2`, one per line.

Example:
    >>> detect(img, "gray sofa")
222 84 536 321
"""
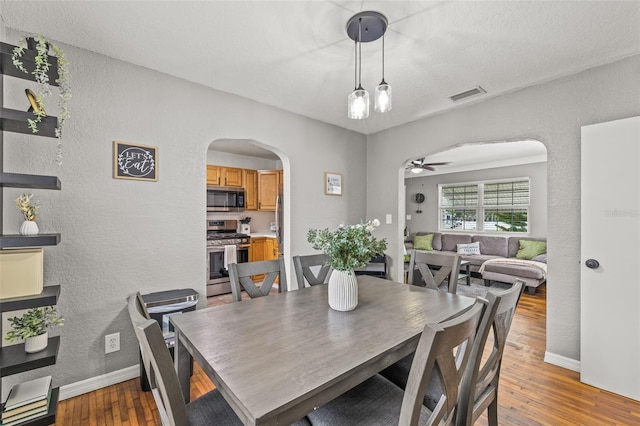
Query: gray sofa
406 232 547 295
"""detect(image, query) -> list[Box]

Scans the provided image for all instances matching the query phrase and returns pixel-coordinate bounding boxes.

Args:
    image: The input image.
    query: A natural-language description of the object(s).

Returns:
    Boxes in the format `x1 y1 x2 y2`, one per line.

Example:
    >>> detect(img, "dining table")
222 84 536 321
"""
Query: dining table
170 275 475 426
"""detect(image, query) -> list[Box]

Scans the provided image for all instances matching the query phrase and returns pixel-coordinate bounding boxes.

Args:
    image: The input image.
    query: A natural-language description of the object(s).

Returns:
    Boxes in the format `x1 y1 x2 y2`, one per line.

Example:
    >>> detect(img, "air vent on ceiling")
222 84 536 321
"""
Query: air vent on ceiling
449 86 486 102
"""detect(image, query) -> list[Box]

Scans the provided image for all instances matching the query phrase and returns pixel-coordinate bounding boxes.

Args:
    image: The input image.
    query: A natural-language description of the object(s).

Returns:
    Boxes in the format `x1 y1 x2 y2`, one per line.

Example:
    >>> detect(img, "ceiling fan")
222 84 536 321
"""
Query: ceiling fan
406 158 451 173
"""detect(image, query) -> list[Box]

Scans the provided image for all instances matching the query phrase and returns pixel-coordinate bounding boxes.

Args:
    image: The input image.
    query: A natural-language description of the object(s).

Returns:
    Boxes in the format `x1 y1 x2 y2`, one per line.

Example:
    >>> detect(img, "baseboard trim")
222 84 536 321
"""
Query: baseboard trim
59 365 139 400
544 351 581 372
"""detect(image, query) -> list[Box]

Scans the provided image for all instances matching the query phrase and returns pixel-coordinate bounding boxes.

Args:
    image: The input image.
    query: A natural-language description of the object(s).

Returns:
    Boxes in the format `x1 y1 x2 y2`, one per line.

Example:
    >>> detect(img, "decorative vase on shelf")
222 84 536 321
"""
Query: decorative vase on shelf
20 220 39 236
328 270 358 311
25 331 48 353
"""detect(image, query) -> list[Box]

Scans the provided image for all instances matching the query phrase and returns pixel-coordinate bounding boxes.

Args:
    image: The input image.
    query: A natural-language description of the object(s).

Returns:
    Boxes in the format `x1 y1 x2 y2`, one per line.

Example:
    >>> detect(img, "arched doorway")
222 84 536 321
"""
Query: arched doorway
206 139 290 296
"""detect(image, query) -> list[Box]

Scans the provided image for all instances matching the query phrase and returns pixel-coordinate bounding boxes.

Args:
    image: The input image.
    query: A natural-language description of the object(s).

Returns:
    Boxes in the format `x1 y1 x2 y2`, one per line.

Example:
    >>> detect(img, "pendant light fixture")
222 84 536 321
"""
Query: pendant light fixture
346 11 390 120
375 34 392 113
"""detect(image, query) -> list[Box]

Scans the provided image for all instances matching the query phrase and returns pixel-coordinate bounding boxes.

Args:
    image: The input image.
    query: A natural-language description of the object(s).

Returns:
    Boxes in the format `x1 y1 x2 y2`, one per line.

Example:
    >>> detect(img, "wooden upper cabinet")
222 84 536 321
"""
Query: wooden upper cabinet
206 165 243 187
223 167 243 187
243 169 258 210
257 170 279 211
207 165 221 186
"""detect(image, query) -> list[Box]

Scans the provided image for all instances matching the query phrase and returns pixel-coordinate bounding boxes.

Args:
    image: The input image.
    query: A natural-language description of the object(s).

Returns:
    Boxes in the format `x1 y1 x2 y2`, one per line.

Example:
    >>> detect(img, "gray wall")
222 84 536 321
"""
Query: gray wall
1 30 367 396
366 54 640 362
405 161 547 237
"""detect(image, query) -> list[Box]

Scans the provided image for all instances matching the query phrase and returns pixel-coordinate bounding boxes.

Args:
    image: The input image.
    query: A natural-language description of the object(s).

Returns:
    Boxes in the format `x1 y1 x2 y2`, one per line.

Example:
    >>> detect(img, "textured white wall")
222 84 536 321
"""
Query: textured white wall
405 161 547 236
1 31 366 394
367 55 640 362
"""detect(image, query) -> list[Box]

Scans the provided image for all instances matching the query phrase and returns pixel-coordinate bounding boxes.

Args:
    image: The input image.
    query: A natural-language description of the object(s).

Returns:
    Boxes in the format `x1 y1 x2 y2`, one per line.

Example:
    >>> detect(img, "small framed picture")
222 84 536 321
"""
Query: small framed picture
325 172 342 196
113 141 158 181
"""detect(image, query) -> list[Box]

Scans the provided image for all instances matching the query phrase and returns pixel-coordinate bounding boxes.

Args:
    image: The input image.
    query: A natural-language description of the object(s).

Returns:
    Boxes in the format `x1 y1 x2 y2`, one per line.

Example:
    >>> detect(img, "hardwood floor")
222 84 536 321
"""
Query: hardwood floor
56 284 640 425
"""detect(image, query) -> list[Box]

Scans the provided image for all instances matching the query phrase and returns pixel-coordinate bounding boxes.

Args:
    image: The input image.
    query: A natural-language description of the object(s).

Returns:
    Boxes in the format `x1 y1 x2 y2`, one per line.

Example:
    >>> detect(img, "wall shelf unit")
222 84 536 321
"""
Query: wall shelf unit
1 39 62 425
0 172 61 190
0 107 58 137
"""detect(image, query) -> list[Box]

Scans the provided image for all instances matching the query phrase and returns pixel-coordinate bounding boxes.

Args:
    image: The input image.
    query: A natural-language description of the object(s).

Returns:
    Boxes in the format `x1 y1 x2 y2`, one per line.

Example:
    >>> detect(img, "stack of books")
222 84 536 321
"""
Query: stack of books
1 376 52 426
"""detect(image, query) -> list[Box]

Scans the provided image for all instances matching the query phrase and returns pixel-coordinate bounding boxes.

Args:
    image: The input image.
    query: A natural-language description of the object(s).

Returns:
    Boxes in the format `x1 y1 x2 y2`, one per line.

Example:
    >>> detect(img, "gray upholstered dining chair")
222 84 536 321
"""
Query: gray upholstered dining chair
306 300 485 426
292 254 331 289
228 258 288 302
408 250 462 293
456 280 524 426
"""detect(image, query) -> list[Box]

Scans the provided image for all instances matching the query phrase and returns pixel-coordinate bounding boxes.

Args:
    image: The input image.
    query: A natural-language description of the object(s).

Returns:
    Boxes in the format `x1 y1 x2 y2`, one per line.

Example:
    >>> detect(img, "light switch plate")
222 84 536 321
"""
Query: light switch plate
385 214 392 224
406 215 412 220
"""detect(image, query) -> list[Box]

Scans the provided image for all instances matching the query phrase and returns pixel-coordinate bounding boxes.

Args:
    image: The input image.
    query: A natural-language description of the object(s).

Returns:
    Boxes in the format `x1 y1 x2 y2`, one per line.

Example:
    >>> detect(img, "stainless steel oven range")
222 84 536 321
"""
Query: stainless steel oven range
206 219 249 296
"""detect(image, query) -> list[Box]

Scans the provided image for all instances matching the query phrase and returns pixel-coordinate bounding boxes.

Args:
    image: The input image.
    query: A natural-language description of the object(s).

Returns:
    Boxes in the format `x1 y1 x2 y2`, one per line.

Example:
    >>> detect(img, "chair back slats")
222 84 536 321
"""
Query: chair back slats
229 258 288 302
399 301 484 426
293 254 331 289
409 250 462 293
456 280 524 426
127 293 189 426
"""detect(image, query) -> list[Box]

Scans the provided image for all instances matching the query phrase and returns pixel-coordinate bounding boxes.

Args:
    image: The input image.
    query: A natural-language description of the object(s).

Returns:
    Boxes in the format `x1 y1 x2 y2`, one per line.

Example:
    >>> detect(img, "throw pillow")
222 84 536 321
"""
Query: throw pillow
516 240 547 260
413 234 434 251
457 241 480 256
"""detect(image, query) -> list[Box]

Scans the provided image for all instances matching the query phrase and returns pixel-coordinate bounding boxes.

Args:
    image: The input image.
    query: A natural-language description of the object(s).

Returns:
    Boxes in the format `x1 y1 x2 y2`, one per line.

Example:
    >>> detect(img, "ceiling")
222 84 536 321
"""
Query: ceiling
403 139 547 178
2 1 638 137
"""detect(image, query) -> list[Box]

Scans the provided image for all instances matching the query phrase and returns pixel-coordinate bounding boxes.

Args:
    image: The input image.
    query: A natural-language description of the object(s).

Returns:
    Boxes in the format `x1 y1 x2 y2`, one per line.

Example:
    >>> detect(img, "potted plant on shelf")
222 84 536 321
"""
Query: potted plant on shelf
15 193 40 236
12 34 71 164
307 219 387 311
5 306 64 353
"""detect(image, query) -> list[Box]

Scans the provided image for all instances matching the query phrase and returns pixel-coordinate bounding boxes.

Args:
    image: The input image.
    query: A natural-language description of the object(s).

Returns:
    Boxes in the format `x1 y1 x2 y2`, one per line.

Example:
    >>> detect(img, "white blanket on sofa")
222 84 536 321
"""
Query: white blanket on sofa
479 258 547 278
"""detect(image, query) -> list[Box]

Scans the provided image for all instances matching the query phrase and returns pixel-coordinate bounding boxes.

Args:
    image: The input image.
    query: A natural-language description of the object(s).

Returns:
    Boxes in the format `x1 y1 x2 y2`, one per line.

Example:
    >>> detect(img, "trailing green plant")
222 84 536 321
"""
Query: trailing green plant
12 34 71 164
5 307 64 342
307 219 387 271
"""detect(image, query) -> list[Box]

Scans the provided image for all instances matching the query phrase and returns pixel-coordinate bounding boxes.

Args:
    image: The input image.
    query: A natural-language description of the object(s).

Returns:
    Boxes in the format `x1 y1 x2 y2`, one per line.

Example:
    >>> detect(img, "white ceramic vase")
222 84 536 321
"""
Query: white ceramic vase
328 270 358 311
20 220 39 236
25 331 48 353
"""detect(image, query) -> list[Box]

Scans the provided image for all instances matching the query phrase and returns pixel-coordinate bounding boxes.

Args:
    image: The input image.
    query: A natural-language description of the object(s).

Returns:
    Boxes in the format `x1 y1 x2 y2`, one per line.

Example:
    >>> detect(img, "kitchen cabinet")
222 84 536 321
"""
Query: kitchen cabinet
249 237 279 282
257 170 279 211
243 169 258 210
0 40 62 425
206 165 243 187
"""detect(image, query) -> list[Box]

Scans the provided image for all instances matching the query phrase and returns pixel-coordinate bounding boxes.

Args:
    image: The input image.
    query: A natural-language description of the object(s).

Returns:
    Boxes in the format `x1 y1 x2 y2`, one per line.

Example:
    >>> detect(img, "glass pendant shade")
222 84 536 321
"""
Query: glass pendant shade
348 87 369 119
375 82 392 112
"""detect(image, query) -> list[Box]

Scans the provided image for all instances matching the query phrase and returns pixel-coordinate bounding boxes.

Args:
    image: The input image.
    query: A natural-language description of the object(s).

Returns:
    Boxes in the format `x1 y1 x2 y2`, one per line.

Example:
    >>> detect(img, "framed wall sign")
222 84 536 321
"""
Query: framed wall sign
113 141 158 181
325 172 342 196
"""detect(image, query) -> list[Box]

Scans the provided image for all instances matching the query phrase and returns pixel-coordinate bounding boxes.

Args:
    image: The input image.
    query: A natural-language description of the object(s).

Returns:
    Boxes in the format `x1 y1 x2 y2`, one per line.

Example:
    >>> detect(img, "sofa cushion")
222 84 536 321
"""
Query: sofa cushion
415 232 442 251
516 240 547 260
508 236 546 257
457 241 480 255
441 234 472 252
413 234 434 251
472 235 508 257
481 262 545 280
532 253 547 263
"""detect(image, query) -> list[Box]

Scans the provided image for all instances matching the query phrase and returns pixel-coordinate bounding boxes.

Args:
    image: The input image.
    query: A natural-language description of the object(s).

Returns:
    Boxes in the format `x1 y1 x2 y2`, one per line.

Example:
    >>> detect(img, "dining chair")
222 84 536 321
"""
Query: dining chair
292 254 331 289
456 280 524 426
306 300 485 426
228 257 288 302
408 250 462 293
354 253 388 279
128 293 310 426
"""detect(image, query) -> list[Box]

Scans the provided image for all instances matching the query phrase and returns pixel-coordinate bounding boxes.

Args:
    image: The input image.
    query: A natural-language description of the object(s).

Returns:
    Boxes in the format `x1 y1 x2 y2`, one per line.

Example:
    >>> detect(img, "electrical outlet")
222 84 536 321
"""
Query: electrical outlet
105 332 120 354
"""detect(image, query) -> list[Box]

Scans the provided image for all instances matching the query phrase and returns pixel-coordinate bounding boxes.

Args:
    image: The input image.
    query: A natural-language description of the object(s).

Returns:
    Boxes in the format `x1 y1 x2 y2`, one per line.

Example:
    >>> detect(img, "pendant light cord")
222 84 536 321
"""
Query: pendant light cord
358 17 362 89
381 34 385 83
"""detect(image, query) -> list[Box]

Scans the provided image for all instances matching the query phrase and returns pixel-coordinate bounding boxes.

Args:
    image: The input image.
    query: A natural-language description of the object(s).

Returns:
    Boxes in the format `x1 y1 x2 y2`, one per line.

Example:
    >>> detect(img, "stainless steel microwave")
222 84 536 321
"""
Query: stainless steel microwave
207 187 245 212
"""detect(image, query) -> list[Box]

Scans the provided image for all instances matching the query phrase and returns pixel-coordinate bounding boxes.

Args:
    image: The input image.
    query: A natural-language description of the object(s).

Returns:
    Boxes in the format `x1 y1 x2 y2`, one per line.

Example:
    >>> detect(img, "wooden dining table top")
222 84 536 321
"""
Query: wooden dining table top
170 275 475 425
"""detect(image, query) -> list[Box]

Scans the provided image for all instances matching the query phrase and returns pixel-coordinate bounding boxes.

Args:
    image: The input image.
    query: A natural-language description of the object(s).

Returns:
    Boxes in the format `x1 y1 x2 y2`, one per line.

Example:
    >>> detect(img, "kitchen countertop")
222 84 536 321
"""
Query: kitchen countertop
248 233 277 238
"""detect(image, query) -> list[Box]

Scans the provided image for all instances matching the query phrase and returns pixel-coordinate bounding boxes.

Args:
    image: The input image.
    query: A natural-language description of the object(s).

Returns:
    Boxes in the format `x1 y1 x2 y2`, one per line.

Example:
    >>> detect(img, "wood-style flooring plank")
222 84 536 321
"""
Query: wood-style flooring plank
56 283 640 425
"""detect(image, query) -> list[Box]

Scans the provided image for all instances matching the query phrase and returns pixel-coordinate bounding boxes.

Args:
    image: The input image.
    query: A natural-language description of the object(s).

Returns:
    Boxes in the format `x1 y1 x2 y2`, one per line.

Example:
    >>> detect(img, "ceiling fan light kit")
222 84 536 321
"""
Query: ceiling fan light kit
346 11 392 119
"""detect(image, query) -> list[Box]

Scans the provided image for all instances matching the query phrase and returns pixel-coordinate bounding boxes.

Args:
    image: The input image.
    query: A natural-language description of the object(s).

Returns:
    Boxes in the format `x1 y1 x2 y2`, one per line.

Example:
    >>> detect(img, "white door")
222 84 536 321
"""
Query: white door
580 116 640 401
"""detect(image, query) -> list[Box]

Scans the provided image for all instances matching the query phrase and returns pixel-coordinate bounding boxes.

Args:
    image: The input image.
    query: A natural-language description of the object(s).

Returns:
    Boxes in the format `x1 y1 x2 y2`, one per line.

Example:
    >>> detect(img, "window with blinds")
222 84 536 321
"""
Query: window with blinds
439 178 530 232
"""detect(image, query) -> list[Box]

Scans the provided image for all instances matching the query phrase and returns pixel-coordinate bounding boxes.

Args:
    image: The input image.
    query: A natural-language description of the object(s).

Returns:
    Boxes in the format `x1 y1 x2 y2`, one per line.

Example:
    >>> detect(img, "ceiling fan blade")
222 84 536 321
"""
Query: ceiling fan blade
424 166 436 171
423 162 450 166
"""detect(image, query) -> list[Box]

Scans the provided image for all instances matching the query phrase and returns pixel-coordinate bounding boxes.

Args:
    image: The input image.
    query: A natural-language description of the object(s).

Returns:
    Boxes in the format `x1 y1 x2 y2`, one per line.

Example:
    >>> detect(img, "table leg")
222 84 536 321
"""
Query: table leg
466 263 471 286
174 329 192 403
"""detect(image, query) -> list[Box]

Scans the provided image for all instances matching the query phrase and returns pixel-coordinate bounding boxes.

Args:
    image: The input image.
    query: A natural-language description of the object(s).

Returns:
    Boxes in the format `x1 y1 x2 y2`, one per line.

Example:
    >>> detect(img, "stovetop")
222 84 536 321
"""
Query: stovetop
207 232 250 246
